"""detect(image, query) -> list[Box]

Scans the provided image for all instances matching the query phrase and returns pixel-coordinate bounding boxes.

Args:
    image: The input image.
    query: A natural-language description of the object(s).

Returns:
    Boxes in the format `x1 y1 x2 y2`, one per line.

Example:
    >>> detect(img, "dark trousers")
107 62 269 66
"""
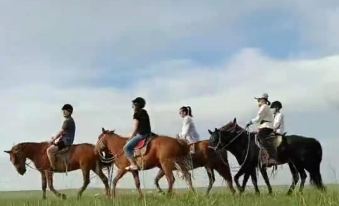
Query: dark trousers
257 128 277 160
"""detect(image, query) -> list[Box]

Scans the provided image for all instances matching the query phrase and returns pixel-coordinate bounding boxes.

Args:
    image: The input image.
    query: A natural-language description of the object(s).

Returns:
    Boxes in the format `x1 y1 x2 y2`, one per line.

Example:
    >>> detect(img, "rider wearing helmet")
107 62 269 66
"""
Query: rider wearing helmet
47 104 76 170
271 101 285 135
246 93 277 165
123 97 151 171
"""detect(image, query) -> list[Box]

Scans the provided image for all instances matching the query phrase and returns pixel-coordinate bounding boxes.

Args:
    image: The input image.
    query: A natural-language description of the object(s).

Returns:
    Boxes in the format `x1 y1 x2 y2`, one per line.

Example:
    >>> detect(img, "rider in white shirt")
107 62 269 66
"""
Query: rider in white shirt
177 106 200 153
271 101 285 135
246 93 277 166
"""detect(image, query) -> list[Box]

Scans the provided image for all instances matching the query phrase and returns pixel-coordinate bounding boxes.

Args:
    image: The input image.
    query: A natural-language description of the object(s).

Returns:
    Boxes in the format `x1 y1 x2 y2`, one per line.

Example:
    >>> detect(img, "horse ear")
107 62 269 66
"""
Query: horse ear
4 150 11 154
214 128 218 132
208 129 213 135
233 118 237 124
102 128 105 133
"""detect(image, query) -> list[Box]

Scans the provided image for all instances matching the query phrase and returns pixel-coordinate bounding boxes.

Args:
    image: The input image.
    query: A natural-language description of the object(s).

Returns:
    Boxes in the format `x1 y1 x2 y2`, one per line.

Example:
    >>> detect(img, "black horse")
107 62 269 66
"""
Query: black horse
208 118 325 194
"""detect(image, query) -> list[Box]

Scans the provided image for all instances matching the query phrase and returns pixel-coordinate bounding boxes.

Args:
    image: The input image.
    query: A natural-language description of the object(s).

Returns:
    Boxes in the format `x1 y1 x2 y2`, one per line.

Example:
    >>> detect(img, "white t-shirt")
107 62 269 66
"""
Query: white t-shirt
179 116 200 144
251 104 274 129
273 112 285 134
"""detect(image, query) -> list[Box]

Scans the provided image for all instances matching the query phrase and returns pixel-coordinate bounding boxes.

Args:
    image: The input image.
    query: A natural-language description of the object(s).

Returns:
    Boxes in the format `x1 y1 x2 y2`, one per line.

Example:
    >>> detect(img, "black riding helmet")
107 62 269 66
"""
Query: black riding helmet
132 97 146 108
271 101 282 110
62 104 73 113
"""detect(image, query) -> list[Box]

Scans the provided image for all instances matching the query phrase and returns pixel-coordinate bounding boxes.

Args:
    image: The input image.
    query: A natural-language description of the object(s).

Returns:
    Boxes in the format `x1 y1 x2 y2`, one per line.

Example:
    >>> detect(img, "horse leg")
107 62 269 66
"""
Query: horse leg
40 171 47 199
234 167 246 193
154 169 165 193
259 166 272 194
205 167 215 195
250 169 260 195
132 171 143 199
296 166 307 193
160 161 176 195
77 169 90 199
46 171 66 199
93 165 111 198
241 172 250 193
287 162 299 195
112 169 127 198
214 164 236 194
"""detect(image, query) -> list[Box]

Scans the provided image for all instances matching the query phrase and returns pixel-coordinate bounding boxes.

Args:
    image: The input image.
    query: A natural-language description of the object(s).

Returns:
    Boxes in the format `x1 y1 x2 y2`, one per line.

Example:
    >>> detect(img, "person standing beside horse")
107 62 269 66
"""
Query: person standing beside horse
246 93 277 166
123 97 151 171
177 106 200 154
47 104 76 170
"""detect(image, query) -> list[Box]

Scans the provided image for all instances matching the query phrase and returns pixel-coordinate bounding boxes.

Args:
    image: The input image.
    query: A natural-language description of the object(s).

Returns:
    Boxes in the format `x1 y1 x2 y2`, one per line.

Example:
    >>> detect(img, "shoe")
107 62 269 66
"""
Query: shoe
125 165 138 171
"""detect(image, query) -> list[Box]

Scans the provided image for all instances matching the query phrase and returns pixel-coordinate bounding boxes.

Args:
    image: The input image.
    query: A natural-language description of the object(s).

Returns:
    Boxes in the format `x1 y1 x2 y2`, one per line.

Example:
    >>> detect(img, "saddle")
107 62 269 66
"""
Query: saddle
54 146 72 172
256 132 285 167
133 133 157 158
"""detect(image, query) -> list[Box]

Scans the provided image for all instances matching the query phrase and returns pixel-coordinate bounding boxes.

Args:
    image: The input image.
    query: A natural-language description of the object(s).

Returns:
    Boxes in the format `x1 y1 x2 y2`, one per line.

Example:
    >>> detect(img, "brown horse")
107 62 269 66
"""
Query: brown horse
154 140 236 195
4 142 110 199
96 128 194 198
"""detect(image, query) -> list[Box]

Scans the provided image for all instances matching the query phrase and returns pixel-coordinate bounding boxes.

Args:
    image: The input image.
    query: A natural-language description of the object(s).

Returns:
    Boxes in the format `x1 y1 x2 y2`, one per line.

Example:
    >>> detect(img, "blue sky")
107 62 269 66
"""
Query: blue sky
1 0 339 191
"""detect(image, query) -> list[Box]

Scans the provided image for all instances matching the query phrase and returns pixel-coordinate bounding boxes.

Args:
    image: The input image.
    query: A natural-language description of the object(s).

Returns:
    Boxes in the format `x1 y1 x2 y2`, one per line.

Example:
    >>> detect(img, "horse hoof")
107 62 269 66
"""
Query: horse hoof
61 194 67 200
286 191 292 196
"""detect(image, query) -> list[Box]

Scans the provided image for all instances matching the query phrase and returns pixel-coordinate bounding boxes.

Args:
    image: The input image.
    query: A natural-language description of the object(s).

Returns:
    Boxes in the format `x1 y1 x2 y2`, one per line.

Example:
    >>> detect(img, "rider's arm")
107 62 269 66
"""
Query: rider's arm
130 119 139 138
179 117 191 139
52 129 64 142
250 105 265 124
273 113 282 131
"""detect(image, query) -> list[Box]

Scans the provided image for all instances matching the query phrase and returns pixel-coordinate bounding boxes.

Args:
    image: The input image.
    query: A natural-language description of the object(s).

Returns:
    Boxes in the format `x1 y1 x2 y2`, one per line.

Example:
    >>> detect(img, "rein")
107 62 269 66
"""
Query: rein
209 129 246 151
213 127 252 169
97 135 125 163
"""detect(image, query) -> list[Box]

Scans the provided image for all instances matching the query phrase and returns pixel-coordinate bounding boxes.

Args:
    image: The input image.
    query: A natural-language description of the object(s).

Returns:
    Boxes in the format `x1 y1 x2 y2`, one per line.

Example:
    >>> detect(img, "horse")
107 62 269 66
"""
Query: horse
4 142 110 199
208 118 325 195
95 128 194 198
154 140 236 195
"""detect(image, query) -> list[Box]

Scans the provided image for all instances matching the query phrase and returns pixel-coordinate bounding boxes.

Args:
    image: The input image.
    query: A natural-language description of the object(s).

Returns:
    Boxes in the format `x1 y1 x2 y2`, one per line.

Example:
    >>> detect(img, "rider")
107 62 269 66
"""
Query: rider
47 104 76 170
246 93 277 165
177 106 200 154
271 101 285 135
123 97 151 171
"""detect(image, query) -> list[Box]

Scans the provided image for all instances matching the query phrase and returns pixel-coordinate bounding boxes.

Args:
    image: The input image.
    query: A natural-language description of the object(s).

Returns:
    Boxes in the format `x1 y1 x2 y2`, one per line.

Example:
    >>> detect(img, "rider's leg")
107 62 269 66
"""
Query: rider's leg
258 128 277 164
123 134 146 170
47 144 59 169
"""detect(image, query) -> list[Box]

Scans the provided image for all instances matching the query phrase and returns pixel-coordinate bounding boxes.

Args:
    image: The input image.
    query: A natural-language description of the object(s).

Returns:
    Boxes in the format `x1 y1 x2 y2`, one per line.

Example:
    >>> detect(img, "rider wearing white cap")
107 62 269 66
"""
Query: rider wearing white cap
246 93 277 165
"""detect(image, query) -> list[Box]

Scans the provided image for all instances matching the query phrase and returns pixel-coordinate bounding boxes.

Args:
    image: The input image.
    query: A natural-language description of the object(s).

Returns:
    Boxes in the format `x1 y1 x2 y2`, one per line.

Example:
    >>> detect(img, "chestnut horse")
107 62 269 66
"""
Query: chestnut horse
4 142 110 199
96 128 194 198
154 140 236 195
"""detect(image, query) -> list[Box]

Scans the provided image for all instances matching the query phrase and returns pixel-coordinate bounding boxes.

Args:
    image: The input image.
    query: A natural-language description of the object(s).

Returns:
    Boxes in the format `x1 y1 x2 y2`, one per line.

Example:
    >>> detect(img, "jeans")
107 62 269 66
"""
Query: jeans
123 133 148 159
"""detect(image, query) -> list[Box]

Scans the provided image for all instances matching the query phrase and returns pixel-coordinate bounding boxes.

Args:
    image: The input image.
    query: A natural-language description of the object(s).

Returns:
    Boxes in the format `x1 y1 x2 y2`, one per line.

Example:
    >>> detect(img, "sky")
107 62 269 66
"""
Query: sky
1 0 339 192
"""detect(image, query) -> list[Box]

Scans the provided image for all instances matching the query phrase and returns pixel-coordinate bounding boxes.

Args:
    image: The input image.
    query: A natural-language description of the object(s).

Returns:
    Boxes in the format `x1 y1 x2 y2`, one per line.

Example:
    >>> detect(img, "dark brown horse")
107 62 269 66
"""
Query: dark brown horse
96 128 194 198
4 142 110 199
154 140 236 195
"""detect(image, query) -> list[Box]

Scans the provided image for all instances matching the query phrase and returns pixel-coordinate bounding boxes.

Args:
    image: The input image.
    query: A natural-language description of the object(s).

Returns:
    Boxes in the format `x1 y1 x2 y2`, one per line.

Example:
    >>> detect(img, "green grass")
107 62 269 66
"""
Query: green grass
0 186 338 206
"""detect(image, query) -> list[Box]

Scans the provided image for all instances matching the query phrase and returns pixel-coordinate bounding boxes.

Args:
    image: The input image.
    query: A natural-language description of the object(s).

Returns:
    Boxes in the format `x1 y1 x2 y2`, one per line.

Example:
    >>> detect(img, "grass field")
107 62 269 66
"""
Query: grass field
0 186 338 206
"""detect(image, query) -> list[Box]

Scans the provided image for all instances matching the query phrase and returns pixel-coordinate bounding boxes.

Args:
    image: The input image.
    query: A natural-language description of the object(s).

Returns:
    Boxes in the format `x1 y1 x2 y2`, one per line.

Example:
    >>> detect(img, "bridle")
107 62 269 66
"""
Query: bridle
97 133 124 163
210 128 247 151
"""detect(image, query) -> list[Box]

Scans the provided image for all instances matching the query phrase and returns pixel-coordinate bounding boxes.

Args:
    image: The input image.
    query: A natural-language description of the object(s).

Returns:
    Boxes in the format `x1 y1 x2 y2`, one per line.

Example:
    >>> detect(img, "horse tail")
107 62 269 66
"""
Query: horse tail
309 164 325 191
309 139 326 191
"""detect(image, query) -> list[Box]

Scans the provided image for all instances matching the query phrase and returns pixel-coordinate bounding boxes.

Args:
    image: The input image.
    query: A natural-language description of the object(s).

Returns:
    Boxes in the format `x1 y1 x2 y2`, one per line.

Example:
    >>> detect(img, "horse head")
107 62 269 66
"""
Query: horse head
208 118 243 150
96 128 115 154
4 145 27 175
